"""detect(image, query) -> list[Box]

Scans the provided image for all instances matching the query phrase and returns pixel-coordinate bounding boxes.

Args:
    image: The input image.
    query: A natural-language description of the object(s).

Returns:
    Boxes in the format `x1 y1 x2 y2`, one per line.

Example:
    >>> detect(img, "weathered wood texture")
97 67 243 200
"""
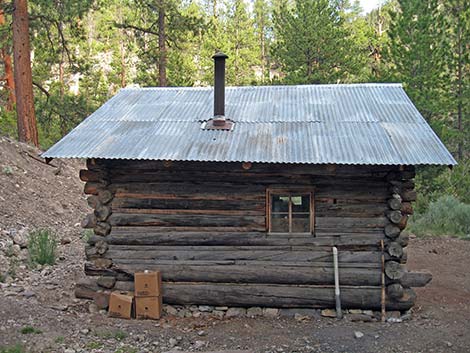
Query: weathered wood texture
78 159 426 309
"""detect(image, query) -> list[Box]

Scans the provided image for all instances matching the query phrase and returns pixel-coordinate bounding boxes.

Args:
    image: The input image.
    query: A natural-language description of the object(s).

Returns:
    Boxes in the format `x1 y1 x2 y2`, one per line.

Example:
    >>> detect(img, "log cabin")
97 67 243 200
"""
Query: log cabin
43 53 456 311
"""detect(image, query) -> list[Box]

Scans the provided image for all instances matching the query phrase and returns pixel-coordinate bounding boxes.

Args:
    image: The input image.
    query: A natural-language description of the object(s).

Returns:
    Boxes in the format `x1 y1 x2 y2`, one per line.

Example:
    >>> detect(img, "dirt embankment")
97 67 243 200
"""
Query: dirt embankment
0 136 87 281
0 136 87 233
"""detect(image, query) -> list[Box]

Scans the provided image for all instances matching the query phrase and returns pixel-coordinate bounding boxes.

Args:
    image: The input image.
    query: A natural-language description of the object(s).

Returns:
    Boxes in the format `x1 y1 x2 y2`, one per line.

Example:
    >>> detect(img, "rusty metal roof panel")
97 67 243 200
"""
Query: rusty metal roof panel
43 83 456 165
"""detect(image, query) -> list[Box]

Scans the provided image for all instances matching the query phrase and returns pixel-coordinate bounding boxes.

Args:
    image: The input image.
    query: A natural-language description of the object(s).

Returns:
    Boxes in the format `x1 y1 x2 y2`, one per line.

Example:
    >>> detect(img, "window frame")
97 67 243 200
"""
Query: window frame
266 188 315 235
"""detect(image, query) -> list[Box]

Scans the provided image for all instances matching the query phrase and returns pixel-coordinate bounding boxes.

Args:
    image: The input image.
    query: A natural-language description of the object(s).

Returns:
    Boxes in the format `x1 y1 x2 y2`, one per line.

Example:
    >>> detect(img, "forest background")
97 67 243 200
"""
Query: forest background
0 0 469 236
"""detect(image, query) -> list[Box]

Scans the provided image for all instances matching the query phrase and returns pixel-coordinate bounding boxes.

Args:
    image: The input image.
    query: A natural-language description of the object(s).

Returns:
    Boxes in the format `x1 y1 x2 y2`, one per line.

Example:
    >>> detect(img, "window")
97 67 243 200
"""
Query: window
267 190 314 234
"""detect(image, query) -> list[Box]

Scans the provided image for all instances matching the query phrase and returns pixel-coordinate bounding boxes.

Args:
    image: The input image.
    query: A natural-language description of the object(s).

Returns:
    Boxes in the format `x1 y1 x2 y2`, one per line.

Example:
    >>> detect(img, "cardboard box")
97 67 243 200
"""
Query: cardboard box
135 296 162 320
134 271 162 297
108 291 134 319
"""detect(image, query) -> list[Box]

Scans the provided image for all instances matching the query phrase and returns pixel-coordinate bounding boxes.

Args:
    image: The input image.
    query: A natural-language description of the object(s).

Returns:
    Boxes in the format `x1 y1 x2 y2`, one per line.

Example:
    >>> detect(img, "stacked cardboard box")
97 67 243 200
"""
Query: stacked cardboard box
108 291 134 319
134 271 162 320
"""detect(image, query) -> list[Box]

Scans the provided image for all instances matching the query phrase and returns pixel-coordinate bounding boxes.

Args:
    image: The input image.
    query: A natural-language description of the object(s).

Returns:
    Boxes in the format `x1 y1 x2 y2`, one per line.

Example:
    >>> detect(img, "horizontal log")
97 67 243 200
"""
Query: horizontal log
112 208 264 217
85 263 382 286
110 281 417 310
316 217 387 228
112 198 265 211
89 230 386 247
103 245 386 263
108 213 266 229
91 159 403 175
401 271 432 287
315 203 388 217
110 181 266 198
104 170 391 186
84 262 431 288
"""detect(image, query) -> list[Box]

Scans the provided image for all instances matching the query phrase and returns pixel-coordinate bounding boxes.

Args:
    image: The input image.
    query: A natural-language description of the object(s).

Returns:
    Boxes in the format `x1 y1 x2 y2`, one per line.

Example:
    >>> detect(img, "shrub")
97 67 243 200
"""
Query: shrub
28 229 58 266
408 195 470 238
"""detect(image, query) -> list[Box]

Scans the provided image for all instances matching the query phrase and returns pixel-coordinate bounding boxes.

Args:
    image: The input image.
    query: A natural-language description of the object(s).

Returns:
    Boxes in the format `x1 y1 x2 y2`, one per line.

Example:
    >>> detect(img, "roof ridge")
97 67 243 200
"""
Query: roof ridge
120 83 403 91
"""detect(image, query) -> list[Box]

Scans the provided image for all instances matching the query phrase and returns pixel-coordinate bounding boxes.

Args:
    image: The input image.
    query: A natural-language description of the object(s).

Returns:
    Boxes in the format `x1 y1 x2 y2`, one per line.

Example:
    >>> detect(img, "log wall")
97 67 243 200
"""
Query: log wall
78 159 431 310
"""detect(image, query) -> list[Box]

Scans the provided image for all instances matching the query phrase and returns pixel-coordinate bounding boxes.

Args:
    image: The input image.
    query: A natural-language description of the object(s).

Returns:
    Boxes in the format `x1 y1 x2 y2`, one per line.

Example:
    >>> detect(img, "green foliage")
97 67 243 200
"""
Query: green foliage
81 229 94 244
0 345 26 353
272 0 356 84
0 110 17 139
54 336 65 344
409 195 470 238
2 166 13 175
85 342 103 349
20 326 42 335
414 160 470 213
114 330 127 341
27 229 58 266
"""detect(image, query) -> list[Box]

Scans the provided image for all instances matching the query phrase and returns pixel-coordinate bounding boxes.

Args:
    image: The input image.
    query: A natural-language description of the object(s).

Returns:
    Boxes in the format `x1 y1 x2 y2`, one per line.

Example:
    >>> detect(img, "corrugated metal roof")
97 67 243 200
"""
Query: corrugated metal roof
43 83 456 165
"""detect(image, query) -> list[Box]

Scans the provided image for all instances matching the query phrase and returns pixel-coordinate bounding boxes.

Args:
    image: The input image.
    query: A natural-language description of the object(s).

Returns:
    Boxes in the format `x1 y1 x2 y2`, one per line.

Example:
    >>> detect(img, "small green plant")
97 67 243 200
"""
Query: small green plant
20 326 42 335
409 195 470 238
0 344 26 353
2 166 13 175
114 330 127 341
85 342 103 349
54 336 64 344
28 229 57 266
81 229 94 244
0 273 6 283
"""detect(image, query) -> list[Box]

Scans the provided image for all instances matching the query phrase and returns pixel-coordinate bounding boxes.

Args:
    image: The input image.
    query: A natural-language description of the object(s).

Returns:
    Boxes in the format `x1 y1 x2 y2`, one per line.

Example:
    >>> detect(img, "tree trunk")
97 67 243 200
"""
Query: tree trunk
0 4 16 110
12 0 38 146
157 0 167 87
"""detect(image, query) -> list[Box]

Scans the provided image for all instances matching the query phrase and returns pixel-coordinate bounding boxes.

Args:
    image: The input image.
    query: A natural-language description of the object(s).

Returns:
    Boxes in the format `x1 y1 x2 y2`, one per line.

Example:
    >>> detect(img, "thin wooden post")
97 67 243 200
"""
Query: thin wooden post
381 239 386 322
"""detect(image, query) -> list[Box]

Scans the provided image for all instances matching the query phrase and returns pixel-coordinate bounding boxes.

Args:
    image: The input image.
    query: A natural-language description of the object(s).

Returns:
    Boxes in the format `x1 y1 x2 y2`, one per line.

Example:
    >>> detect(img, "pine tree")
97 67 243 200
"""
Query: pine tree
386 0 446 121
253 0 271 82
442 0 470 159
225 0 259 85
271 0 356 84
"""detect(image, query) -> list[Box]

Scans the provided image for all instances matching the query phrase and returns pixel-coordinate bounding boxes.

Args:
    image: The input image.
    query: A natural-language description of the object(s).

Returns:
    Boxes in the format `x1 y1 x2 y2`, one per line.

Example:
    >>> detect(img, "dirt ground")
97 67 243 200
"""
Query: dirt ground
1 137 469 353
